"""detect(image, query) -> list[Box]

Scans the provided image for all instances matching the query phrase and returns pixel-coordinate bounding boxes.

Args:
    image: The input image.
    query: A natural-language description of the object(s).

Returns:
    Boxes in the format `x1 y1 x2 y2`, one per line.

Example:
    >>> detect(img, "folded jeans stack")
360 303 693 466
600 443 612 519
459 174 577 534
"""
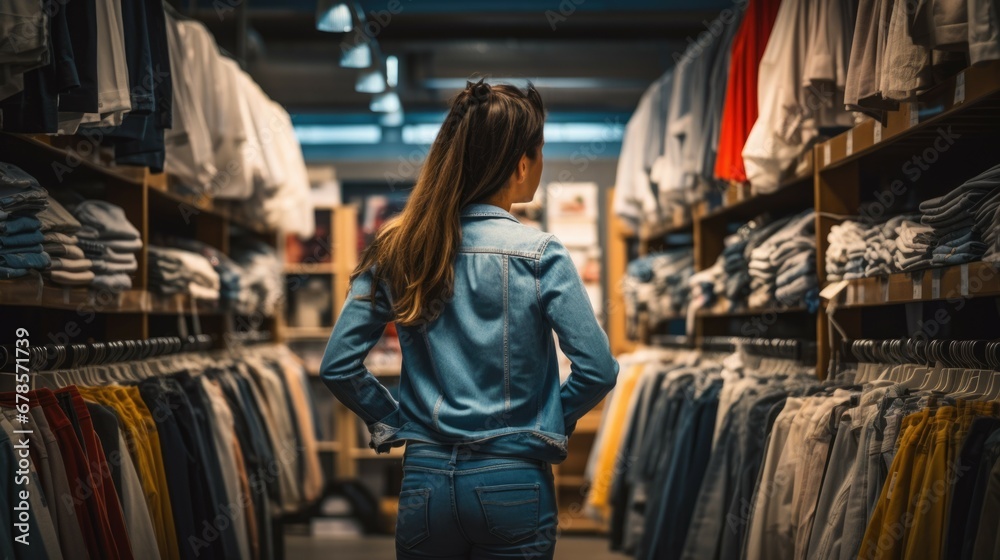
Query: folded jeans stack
37 196 94 286
159 237 244 306
920 163 1000 267
826 220 868 281
69 201 142 293
0 163 50 280
748 211 818 309
148 246 221 301
623 249 694 338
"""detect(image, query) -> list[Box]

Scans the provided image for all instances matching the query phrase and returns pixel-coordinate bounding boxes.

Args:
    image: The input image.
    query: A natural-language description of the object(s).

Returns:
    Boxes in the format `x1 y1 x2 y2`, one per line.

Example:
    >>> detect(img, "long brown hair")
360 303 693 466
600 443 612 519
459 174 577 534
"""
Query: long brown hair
353 79 545 326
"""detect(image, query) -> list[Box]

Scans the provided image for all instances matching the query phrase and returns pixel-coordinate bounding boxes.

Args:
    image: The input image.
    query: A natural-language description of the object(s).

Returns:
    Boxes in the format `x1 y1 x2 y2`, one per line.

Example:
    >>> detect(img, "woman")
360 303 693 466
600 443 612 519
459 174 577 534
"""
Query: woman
321 80 619 560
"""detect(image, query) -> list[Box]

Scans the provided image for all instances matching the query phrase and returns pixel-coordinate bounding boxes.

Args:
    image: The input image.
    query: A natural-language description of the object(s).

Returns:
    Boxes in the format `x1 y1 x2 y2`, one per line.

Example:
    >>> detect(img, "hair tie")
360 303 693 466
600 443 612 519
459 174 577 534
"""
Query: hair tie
466 78 491 99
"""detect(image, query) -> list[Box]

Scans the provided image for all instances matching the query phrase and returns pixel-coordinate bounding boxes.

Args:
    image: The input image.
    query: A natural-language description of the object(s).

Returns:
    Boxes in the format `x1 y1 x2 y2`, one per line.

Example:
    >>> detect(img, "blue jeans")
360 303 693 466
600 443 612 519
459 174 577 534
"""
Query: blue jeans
396 443 558 560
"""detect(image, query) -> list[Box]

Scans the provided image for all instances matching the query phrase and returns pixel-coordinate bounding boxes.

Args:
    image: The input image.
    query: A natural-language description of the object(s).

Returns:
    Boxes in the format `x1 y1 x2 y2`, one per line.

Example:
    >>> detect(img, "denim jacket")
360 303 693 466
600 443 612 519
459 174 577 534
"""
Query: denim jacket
320 203 619 463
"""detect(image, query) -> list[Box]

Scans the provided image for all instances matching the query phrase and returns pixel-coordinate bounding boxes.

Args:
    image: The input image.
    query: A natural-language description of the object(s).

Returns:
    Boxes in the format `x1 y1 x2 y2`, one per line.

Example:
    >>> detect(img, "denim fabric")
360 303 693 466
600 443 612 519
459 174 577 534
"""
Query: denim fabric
0 243 42 255
963 428 1000 559
0 266 29 279
321 204 618 463
395 443 557 560
36 198 81 234
0 250 49 269
71 200 141 240
0 230 44 248
0 215 41 235
805 412 859 559
647 380 723 560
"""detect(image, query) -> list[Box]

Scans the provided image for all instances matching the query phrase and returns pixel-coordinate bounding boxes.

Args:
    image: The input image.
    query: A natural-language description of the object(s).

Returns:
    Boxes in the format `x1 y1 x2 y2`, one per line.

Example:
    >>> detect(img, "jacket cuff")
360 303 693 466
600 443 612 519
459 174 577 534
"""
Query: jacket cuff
367 409 402 452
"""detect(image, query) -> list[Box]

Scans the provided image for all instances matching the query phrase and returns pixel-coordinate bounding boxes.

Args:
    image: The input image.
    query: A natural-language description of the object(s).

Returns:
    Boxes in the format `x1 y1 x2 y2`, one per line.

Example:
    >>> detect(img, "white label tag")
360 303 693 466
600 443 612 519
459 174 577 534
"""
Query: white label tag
912 274 923 299
909 103 920 127
847 283 856 303
932 269 942 299
824 143 832 166
858 283 866 303
846 130 854 156
820 280 850 301
882 279 890 301
955 72 966 104
874 124 882 143
961 264 970 296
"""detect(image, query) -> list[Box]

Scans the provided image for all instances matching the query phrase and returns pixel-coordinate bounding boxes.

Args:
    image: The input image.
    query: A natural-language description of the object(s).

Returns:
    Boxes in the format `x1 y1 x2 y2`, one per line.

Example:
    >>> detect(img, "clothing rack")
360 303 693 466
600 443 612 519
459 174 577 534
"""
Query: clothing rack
648 334 693 349
0 334 215 373
841 338 1000 369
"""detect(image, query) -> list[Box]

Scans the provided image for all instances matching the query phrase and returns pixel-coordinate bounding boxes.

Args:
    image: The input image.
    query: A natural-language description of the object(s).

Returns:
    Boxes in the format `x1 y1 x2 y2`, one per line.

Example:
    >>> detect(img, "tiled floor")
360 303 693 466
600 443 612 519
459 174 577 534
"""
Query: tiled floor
285 534 625 560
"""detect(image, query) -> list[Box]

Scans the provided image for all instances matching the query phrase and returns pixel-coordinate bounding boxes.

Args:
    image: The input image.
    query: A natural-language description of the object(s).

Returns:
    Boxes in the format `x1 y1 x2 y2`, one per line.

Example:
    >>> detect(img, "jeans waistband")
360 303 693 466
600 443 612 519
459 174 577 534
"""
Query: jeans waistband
404 442 547 467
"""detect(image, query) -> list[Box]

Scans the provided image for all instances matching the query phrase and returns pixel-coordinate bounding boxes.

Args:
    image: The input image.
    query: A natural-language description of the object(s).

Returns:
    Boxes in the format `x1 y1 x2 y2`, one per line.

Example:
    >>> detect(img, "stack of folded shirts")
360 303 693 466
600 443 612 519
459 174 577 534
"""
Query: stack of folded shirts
161 237 244 307
148 246 221 301
826 220 868 281
233 240 284 316
0 163 50 280
37 197 94 286
69 201 142 293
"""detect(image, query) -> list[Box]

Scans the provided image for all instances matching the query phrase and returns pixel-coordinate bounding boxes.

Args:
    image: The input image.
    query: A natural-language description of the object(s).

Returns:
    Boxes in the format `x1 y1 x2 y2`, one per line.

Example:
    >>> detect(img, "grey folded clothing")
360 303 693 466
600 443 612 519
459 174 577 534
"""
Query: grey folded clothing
48 269 96 286
0 163 49 214
49 258 94 273
103 237 143 253
71 200 141 240
42 243 86 260
90 273 132 293
43 232 79 246
37 197 82 234
106 248 137 265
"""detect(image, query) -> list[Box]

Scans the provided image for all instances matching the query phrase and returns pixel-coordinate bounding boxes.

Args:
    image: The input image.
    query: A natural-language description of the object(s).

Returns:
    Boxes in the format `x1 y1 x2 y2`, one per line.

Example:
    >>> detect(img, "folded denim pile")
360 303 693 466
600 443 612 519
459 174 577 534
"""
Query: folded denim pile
38 197 94 286
160 237 244 307
65 200 142 294
232 240 284 317
747 210 819 310
623 249 694 338
148 246 221 301
0 163 50 280
828 164 1000 278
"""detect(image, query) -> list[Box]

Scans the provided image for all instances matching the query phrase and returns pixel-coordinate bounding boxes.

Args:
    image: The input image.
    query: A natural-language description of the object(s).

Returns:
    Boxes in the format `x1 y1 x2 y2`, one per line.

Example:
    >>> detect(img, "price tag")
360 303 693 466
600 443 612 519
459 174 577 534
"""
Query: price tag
955 71 966 104
961 264 970 296
874 124 882 144
932 269 942 299
858 282 866 302
912 273 923 299
909 103 920 127
824 143 832 166
882 278 890 301
847 283 856 303
846 130 854 156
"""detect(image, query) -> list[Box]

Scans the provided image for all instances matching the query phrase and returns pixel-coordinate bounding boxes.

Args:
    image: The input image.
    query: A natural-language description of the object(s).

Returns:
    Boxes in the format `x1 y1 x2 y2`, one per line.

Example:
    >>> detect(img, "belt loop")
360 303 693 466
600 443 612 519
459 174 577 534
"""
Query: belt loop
449 444 459 466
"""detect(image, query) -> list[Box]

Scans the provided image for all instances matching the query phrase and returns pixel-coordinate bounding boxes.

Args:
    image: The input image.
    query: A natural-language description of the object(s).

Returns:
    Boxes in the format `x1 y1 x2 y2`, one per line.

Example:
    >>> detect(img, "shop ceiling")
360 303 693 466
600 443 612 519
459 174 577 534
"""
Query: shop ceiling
174 0 732 115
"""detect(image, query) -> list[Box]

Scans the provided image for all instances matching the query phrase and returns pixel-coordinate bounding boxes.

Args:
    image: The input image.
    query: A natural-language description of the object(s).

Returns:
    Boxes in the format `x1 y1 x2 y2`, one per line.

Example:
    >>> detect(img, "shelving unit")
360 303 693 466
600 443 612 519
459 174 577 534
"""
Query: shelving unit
610 60 1000 382
0 132 280 345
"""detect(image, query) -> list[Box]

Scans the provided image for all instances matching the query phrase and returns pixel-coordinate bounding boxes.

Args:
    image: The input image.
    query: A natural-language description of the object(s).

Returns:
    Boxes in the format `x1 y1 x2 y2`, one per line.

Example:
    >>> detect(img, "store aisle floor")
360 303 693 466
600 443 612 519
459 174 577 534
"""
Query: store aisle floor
285 535 624 559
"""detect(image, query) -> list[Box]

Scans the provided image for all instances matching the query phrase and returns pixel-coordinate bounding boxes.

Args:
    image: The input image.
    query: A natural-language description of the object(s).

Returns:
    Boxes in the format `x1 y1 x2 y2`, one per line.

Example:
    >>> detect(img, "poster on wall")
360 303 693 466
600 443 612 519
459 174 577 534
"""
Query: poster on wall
546 182 599 248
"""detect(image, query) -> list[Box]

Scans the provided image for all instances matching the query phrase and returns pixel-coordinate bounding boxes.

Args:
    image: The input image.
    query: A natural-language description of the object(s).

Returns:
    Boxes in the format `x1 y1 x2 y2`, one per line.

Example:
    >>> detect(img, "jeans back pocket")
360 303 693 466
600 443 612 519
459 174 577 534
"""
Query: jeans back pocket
475 483 540 543
396 488 431 549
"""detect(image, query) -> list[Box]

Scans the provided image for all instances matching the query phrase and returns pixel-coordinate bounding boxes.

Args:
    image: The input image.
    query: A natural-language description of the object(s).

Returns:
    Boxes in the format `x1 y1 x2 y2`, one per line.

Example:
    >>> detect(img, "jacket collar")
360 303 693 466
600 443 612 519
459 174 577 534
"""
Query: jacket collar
459 203 520 223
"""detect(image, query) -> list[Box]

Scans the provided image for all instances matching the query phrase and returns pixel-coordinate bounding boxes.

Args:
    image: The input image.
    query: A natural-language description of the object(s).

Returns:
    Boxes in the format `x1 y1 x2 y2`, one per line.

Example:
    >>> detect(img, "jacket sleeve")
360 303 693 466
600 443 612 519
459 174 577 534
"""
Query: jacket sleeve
538 236 620 434
320 269 401 451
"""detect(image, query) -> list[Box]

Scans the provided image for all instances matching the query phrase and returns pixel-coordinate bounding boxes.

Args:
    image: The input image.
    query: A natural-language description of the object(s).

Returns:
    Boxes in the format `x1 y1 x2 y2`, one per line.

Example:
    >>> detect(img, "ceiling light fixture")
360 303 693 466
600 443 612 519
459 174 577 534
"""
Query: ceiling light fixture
315 1 353 33
355 69 386 93
370 91 401 113
340 42 372 68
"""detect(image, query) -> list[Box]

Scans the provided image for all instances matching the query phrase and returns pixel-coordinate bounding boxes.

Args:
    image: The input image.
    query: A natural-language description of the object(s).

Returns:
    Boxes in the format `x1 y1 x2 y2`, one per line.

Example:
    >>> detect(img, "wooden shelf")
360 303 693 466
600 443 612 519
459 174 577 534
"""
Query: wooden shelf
351 446 404 460
283 326 333 340
557 475 587 487
284 263 335 275
699 162 814 225
817 61 1000 172
558 514 607 534
831 261 1000 308
316 441 341 453
697 305 812 318
0 279 228 316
